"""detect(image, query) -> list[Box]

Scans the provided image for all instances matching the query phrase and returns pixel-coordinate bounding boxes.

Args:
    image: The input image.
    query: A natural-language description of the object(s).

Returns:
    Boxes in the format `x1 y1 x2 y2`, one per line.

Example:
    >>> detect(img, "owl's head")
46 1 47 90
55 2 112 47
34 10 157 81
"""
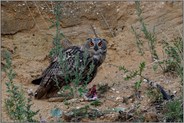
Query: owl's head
85 38 107 54
84 38 107 65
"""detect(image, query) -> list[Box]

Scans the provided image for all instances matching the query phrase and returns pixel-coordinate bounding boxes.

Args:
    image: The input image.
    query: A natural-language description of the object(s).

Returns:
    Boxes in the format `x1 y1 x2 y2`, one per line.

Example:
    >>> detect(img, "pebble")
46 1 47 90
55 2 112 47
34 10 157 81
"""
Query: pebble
123 74 127 78
114 107 126 112
116 96 121 101
76 107 80 109
68 98 79 103
100 116 105 119
111 88 115 91
27 88 34 96
173 90 177 94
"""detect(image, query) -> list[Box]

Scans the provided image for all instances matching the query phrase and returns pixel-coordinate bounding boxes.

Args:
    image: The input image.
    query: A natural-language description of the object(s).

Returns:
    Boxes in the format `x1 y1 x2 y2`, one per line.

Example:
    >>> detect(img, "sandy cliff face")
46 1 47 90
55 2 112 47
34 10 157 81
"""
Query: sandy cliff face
2 1 182 81
1 1 183 122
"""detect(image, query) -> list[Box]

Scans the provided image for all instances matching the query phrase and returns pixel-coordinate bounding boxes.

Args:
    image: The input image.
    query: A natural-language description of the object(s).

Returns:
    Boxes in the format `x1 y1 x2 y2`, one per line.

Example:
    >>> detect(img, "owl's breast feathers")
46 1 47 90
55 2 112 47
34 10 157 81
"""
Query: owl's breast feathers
32 46 105 99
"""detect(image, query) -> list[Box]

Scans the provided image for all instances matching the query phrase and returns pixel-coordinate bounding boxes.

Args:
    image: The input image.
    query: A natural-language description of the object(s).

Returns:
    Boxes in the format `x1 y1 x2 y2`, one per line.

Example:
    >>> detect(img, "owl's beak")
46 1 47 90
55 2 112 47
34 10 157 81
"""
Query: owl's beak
94 45 98 51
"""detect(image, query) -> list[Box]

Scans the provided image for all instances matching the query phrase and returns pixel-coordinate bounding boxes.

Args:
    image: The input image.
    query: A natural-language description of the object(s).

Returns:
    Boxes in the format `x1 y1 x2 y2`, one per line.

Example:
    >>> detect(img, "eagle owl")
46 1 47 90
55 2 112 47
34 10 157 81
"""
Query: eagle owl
32 38 107 99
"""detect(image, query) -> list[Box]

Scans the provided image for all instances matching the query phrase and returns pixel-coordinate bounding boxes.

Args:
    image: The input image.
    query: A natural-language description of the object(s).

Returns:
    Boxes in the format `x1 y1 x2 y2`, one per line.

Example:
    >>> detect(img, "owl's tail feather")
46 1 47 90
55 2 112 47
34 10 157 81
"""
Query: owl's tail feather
34 76 54 99
32 77 42 85
34 76 66 99
45 86 60 98
34 83 62 99
34 86 50 99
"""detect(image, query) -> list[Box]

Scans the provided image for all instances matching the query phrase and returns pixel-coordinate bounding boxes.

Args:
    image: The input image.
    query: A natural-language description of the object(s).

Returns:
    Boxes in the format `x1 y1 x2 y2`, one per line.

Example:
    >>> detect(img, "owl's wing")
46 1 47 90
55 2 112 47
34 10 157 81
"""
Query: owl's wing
33 46 93 99
50 39 73 62
32 40 74 85
33 60 63 99
32 55 62 84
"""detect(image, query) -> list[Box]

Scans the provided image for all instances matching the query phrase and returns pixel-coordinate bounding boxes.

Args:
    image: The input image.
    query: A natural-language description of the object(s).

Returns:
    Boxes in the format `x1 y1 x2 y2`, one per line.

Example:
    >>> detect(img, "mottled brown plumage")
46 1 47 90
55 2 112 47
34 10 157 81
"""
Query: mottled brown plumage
32 38 107 99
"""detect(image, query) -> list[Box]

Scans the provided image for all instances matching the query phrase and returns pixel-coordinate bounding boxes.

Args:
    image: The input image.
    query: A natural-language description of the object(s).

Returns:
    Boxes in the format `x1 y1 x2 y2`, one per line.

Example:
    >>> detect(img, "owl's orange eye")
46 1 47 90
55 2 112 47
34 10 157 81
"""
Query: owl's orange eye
89 41 94 47
98 41 102 47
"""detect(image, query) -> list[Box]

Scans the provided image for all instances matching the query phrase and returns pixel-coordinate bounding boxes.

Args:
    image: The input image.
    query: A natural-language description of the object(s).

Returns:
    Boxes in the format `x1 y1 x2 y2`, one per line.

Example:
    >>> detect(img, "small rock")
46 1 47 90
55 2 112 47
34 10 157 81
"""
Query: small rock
76 107 80 109
111 88 115 91
39 114 47 123
100 115 105 120
173 90 177 94
116 96 121 101
111 96 115 98
48 97 66 102
114 107 126 112
27 88 34 96
68 98 79 103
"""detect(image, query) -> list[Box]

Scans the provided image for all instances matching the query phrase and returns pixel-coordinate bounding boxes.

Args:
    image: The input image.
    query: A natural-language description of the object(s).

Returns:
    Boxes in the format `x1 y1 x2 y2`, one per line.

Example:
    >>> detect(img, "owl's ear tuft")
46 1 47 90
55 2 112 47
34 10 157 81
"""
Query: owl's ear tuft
87 38 92 41
102 39 107 43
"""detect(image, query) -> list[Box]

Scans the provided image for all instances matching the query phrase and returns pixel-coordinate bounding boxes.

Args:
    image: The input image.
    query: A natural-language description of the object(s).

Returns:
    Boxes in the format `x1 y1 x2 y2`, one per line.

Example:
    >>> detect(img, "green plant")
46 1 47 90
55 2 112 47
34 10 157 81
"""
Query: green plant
163 98 183 122
25 96 40 122
63 105 103 122
119 62 145 90
162 37 183 82
146 87 163 103
97 83 111 97
57 50 94 98
49 3 65 58
131 1 168 73
131 1 183 82
90 100 102 106
5 82 26 121
2 50 39 122
131 1 158 62
116 102 145 122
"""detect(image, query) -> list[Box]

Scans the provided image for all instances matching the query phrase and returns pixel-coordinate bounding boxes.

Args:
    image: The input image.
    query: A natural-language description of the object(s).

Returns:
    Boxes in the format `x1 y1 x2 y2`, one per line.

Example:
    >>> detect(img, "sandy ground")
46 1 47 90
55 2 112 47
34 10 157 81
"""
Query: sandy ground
1 1 183 122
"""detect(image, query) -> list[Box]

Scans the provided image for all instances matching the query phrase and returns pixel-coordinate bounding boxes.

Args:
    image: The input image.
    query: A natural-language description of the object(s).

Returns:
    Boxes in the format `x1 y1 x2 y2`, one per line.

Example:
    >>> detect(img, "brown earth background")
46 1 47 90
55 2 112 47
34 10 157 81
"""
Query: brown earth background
1 1 183 122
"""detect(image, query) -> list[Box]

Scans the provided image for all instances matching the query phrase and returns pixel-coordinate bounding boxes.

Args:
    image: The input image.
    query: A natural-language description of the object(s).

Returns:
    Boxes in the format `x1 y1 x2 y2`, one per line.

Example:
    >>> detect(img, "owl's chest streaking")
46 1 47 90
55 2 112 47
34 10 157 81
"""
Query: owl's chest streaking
54 46 99 83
